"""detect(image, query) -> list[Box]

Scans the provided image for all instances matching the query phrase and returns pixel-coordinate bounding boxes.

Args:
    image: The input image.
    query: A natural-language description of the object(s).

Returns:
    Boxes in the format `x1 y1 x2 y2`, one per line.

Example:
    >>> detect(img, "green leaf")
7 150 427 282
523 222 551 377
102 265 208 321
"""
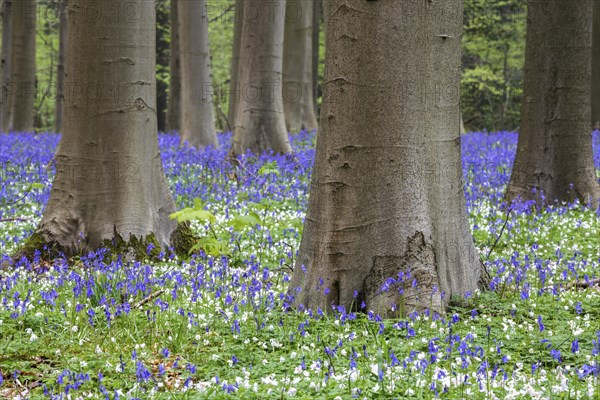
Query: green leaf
229 212 262 231
258 162 280 176
170 208 216 224
191 237 229 257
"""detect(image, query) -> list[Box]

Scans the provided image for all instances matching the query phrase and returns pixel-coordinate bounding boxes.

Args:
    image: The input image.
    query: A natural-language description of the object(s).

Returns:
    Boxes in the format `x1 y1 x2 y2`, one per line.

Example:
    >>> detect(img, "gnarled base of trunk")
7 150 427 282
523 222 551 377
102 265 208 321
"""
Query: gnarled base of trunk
11 222 195 264
290 230 489 317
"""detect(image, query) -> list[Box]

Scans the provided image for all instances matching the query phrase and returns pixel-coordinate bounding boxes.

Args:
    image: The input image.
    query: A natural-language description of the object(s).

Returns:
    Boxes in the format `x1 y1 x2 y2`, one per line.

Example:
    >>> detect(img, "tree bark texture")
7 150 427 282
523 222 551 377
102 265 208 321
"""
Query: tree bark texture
178 0 217 148
506 0 600 206
282 0 318 132
54 0 67 133
312 0 320 116
8 0 35 132
288 0 488 316
1 0 13 132
593 0 599 129
166 0 181 132
227 0 242 130
230 0 291 156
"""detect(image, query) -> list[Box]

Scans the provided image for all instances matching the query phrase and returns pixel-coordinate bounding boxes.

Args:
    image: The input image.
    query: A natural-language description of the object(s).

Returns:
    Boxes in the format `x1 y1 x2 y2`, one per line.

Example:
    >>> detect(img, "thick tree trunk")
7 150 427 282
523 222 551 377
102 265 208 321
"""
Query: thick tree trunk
28 0 191 256
166 0 180 132
282 0 318 132
54 0 67 133
288 0 488 316
230 0 291 156
593 0 599 129
506 0 600 206
178 0 217 148
8 0 35 132
227 0 242 130
1 0 12 132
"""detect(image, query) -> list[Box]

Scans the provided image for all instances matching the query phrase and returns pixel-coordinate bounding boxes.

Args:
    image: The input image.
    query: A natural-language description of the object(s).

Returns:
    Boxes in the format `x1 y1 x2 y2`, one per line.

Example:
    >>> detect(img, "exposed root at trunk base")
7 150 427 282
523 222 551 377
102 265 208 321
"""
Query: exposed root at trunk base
169 221 196 257
364 231 443 318
5 223 196 269
7 230 64 268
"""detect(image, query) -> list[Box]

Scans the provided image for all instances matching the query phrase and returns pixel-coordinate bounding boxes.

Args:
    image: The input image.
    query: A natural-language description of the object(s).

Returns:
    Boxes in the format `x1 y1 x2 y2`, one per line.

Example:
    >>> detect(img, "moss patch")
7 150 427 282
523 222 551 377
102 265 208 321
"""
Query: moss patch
169 222 197 258
7 230 64 268
102 228 162 261
6 223 197 268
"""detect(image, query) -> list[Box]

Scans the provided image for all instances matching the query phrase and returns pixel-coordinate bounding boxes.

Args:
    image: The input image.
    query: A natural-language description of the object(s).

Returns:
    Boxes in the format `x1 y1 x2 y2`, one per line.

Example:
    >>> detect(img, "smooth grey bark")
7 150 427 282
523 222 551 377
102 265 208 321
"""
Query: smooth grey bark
166 0 180 132
54 0 67 133
230 0 291 156
178 0 217 148
506 0 600 206
593 0 599 129
8 0 35 132
1 0 12 132
282 0 318 132
288 0 488 316
227 0 242 130
34 0 182 253
312 0 320 115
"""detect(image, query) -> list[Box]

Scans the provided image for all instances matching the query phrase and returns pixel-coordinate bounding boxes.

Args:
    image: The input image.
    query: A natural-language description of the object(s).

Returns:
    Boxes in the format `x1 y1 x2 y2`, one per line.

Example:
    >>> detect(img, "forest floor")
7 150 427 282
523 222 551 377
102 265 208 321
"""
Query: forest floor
0 131 599 399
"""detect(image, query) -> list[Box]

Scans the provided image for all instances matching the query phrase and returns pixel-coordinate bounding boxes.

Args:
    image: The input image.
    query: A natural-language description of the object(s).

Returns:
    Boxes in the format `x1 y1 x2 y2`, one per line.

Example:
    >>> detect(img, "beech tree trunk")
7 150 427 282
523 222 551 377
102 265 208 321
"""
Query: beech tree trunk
282 0 318 132
227 0 242 130
288 0 488 316
54 0 67 133
506 0 600 206
593 0 599 129
8 0 35 132
28 0 190 256
230 0 291 156
178 0 217 148
1 0 12 132
166 0 180 132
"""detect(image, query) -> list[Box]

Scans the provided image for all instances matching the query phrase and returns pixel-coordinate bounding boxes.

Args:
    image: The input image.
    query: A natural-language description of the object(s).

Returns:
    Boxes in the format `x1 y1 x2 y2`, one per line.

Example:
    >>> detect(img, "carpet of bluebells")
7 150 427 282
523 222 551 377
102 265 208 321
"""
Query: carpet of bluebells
0 130 599 399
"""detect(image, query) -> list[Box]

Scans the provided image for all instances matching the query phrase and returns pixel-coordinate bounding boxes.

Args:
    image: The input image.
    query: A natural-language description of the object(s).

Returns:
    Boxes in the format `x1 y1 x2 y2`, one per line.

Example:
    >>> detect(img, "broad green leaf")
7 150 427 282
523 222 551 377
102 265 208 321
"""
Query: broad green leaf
170 208 216 224
229 212 262 231
191 237 229 257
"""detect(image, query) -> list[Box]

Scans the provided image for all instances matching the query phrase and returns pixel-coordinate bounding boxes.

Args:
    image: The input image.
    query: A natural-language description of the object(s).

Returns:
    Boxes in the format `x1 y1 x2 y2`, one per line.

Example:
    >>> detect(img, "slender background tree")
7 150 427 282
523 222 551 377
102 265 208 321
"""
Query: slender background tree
54 0 67 133
230 0 291 156
156 0 169 133
289 0 488 315
282 0 318 132
227 0 242 130
0 0 13 132
506 0 600 206
166 0 181 132
178 0 218 148
8 0 36 132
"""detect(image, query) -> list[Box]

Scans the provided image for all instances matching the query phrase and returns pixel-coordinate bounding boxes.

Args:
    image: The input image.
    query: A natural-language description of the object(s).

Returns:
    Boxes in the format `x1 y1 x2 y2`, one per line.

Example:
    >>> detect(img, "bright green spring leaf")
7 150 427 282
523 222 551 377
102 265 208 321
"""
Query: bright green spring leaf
229 212 262 231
